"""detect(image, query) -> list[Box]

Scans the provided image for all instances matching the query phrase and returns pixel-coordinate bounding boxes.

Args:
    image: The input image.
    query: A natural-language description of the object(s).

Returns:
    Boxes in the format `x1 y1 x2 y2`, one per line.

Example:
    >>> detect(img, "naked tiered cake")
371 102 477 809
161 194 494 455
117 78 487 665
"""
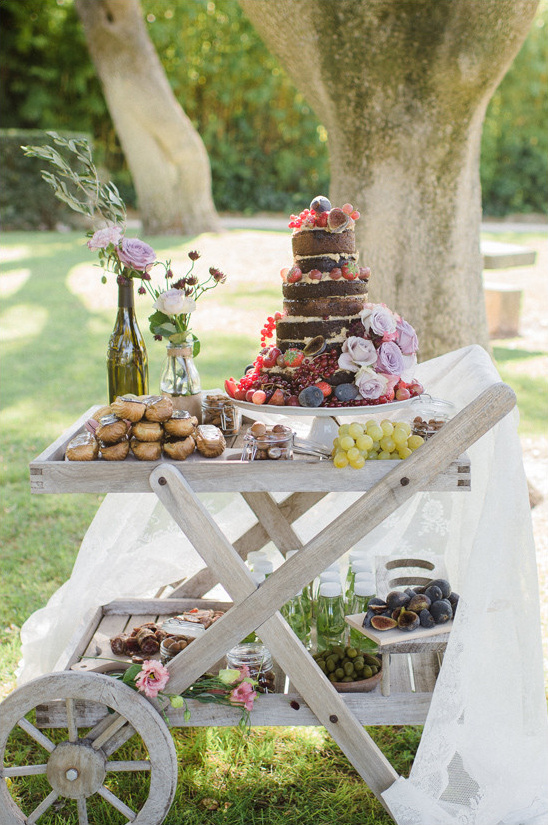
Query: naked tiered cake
225 196 422 408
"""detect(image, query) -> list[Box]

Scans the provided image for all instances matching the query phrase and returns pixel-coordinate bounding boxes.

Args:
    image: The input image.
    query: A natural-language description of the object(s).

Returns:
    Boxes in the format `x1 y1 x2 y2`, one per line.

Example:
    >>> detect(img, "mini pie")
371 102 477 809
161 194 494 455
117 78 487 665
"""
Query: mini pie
95 414 129 445
163 435 196 461
130 438 163 461
100 438 129 461
143 395 173 423
132 420 164 442
66 431 99 461
195 425 226 458
164 410 198 438
111 395 147 423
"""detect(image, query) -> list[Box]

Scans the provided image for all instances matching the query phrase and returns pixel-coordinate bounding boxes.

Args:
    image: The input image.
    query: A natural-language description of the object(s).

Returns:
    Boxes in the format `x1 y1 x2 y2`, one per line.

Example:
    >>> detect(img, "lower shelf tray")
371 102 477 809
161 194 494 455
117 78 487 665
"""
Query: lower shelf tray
38 597 443 729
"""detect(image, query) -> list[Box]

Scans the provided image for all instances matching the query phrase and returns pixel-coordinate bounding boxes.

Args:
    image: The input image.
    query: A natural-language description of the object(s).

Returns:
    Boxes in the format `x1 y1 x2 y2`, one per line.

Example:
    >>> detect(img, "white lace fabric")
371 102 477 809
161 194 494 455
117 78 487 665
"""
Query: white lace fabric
18 345 548 824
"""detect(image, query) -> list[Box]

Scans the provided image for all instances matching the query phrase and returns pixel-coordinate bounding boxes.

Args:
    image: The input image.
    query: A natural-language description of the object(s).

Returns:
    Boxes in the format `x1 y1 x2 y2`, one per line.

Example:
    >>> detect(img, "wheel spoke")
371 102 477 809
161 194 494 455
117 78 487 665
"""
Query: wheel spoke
101 723 136 758
27 789 59 824
77 795 89 825
107 759 151 772
17 717 55 753
2 764 48 777
65 698 78 742
98 785 137 820
90 714 127 751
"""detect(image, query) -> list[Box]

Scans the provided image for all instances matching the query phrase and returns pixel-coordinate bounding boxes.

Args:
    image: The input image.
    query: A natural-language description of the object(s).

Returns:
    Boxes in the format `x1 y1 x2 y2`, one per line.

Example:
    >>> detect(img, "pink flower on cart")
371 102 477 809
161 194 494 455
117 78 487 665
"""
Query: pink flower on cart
134 660 170 698
230 680 257 713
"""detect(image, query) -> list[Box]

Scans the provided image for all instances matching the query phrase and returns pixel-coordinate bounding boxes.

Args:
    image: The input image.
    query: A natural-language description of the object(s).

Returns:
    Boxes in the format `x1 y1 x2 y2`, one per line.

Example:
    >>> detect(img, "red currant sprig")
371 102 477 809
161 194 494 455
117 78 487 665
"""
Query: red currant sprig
259 311 283 346
288 208 316 229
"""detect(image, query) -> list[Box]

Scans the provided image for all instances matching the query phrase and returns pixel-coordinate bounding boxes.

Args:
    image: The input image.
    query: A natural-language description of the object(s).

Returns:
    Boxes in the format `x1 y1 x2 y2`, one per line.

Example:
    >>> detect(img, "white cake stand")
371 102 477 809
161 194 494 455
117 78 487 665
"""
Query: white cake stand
231 397 416 448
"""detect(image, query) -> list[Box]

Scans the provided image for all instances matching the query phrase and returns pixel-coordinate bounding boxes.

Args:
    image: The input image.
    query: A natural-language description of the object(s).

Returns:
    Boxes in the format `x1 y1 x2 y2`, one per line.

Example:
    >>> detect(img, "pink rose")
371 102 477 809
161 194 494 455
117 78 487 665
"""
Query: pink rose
338 336 378 372
361 304 397 337
354 366 388 400
134 660 170 698
117 237 157 272
396 318 419 354
230 680 257 712
87 225 123 250
375 341 405 375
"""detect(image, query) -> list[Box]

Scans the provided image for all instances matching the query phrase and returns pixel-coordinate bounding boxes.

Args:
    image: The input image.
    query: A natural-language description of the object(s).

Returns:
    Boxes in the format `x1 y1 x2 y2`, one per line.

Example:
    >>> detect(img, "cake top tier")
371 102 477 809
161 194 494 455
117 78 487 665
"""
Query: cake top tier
289 196 360 234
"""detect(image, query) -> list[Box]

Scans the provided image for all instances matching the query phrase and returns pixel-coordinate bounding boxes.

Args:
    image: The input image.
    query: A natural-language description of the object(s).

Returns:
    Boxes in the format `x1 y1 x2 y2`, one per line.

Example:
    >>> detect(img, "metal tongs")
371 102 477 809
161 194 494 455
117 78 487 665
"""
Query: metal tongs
293 437 333 460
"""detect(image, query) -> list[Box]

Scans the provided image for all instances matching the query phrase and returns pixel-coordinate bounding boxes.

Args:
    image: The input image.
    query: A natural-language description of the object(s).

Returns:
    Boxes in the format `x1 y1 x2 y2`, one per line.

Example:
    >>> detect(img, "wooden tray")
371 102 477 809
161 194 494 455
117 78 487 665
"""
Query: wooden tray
345 612 451 654
29 406 471 495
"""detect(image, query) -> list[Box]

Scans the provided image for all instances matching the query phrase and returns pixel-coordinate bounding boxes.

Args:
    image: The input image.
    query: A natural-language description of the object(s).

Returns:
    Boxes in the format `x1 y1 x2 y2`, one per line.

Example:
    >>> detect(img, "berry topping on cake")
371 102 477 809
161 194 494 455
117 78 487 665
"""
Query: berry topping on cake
309 268 323 280
282 348 305 367
341 262 359 280
287 266 303 283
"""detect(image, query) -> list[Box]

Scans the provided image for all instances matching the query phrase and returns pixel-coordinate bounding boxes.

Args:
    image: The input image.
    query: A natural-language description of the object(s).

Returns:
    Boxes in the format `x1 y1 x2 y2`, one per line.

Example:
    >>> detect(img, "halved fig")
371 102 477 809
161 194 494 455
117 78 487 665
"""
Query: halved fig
397 609 420 631
303 335 326 357
367 598 388 614
371 615 397 631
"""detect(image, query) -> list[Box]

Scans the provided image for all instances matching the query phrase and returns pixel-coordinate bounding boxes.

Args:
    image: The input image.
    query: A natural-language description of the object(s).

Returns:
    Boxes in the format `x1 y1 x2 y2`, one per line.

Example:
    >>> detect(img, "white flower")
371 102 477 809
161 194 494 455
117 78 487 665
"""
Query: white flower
87 225 123 250
338 336 378 372
153 289 196 317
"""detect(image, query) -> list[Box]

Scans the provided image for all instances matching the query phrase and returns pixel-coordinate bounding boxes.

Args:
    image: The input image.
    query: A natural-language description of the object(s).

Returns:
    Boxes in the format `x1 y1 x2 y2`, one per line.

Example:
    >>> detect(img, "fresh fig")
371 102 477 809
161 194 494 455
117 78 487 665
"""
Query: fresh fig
367 597 388 614
419 609 436 628
425 584 443 602
397 609 420 632
371 615 397 631
303 335 326 357
386 590 411 610
327 207 350 232
448 592 460 614
430 599 453 624
429 578 451 599
408 594 431 613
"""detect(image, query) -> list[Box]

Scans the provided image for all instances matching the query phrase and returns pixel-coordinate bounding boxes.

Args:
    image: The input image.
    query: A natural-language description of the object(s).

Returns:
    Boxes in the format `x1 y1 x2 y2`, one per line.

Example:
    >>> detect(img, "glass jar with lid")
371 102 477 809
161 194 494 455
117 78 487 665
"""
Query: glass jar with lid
241 423 294 461
202 393 242 436
226 642 276 693
409 395 456 439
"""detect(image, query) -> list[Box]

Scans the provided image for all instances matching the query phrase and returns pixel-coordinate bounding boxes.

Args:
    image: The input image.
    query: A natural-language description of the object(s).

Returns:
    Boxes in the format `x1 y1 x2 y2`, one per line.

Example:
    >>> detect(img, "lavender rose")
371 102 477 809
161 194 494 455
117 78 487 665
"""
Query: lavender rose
153 289 196 317
361 304 397 337
375 341 405 375
117 237 156 272
355 366 388 401
87 225 123 250
396 318 419 355
338 336 378 372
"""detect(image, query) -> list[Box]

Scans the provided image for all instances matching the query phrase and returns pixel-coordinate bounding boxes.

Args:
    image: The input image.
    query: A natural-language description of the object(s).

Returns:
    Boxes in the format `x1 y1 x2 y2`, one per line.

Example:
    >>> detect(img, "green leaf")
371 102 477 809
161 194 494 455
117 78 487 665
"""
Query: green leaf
122 664 142 686
155 323 178 336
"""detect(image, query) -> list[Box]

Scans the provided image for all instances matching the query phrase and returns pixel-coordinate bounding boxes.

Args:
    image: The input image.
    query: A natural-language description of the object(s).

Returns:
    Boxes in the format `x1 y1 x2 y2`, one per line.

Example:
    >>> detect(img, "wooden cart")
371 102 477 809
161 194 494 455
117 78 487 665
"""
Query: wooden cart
0 383 516 824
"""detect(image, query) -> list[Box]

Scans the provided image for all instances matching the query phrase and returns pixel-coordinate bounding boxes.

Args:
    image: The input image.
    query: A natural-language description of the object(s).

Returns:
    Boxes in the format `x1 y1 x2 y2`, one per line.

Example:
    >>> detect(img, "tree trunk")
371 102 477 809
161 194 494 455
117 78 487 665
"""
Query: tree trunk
76 0 221 236
241 0 538 359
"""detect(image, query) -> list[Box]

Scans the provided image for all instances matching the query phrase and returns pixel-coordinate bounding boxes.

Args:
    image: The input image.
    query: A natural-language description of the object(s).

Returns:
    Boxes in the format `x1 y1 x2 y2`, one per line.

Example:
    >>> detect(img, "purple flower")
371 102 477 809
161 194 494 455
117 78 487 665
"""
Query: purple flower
354 367 388 401
338 336 377 372
138 286 146 295
375 341 405 375
396 318 419 355
188 250 201 261
117 237 156 272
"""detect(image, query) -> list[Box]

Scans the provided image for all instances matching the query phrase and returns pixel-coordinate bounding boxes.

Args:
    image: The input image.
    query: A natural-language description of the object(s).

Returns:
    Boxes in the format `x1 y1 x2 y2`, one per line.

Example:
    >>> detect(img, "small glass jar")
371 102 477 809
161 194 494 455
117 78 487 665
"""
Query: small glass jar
241 423 294 461
409 395 456 440
160 635 198 664
202 393 242 436
226 642 276 693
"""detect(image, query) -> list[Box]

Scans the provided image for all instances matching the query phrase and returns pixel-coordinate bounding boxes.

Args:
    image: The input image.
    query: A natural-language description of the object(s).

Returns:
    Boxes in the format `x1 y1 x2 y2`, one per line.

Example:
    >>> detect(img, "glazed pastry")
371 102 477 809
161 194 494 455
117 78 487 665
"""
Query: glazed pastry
66 431 99 461
195 425 226 458
99 438 129 461
130 438 162 461
163 436 196 461
111 394 146 423
163 410 198 438
92 405 113 422
132 420 163 442
95 414 129 444
143 395 173 422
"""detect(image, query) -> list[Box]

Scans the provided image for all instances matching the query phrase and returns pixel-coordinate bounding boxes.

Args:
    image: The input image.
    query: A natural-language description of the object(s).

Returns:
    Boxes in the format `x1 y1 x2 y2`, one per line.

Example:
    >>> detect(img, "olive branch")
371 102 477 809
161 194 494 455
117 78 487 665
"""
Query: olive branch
21 131 126 228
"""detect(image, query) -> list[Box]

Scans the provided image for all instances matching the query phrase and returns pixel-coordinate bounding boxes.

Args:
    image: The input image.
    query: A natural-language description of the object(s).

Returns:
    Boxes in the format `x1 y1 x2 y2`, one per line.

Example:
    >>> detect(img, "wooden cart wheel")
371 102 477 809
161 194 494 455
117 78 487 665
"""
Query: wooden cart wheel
0 672 178 825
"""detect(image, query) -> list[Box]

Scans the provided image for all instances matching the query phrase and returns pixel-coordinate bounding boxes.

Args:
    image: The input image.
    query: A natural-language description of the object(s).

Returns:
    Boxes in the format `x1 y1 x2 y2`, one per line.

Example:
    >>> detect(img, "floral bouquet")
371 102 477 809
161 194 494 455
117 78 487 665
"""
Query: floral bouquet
119 660 258 731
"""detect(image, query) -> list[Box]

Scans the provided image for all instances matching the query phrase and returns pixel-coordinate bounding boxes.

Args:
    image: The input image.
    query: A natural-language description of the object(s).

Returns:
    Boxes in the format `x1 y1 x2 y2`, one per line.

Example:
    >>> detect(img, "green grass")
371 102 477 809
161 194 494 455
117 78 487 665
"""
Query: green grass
1 229 545 822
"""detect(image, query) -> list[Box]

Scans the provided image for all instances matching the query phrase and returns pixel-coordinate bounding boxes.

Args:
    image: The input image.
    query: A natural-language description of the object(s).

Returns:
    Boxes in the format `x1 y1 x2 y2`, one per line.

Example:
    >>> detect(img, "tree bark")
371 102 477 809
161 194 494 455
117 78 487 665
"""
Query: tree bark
76 0 220 236
241 0 538 359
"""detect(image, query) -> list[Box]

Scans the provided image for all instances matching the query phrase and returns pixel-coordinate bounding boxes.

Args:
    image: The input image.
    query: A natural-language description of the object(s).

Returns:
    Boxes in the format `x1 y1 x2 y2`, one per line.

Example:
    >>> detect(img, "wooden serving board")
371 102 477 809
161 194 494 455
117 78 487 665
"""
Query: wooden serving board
345 612 451 653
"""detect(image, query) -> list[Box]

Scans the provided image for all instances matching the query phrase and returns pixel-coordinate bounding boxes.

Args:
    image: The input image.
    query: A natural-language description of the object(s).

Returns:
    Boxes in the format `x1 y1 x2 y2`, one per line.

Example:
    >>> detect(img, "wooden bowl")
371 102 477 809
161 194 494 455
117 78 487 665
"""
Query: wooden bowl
332 668 382 693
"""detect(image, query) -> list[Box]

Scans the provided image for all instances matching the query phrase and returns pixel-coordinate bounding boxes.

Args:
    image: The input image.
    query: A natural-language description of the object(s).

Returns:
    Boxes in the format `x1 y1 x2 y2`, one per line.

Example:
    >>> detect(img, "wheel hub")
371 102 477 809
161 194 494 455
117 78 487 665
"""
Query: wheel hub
46 740 107 799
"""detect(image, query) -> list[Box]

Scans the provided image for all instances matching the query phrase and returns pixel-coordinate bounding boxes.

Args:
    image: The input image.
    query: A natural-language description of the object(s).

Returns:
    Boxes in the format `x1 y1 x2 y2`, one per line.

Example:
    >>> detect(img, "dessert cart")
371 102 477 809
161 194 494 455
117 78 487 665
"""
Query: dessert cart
0 382 516 824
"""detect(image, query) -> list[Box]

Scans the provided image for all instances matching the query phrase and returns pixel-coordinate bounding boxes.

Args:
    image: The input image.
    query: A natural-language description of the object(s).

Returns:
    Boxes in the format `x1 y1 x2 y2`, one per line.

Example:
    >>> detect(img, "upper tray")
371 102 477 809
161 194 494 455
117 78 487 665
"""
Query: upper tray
232 397 415 418
29 406 471 496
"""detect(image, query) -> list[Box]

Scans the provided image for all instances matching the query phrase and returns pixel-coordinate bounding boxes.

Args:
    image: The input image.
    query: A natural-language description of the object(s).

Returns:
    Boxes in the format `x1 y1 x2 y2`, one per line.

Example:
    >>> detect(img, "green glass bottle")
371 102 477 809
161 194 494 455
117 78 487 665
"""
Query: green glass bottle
107 279 149 403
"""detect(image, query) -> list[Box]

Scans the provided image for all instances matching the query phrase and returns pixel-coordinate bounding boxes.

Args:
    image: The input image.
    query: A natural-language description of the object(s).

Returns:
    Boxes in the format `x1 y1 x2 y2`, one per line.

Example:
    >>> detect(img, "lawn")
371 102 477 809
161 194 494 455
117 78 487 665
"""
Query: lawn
1 228 546 823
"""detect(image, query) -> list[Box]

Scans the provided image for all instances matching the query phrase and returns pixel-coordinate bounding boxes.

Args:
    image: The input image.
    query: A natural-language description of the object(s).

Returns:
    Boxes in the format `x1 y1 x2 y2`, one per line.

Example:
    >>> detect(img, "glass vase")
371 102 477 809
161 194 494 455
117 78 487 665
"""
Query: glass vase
107 279 149 403
160 343 202 420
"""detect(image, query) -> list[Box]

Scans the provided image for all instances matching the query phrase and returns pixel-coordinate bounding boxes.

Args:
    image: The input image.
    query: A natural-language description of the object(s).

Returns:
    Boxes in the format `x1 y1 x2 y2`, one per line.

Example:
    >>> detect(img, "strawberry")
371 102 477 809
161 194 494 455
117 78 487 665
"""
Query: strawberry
315 381 332 398
234 388 248 401
287 266 303 283
341 263 359 280
309 268 322 281
268 389 285 405
283 348 305 367
246 389 256 402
